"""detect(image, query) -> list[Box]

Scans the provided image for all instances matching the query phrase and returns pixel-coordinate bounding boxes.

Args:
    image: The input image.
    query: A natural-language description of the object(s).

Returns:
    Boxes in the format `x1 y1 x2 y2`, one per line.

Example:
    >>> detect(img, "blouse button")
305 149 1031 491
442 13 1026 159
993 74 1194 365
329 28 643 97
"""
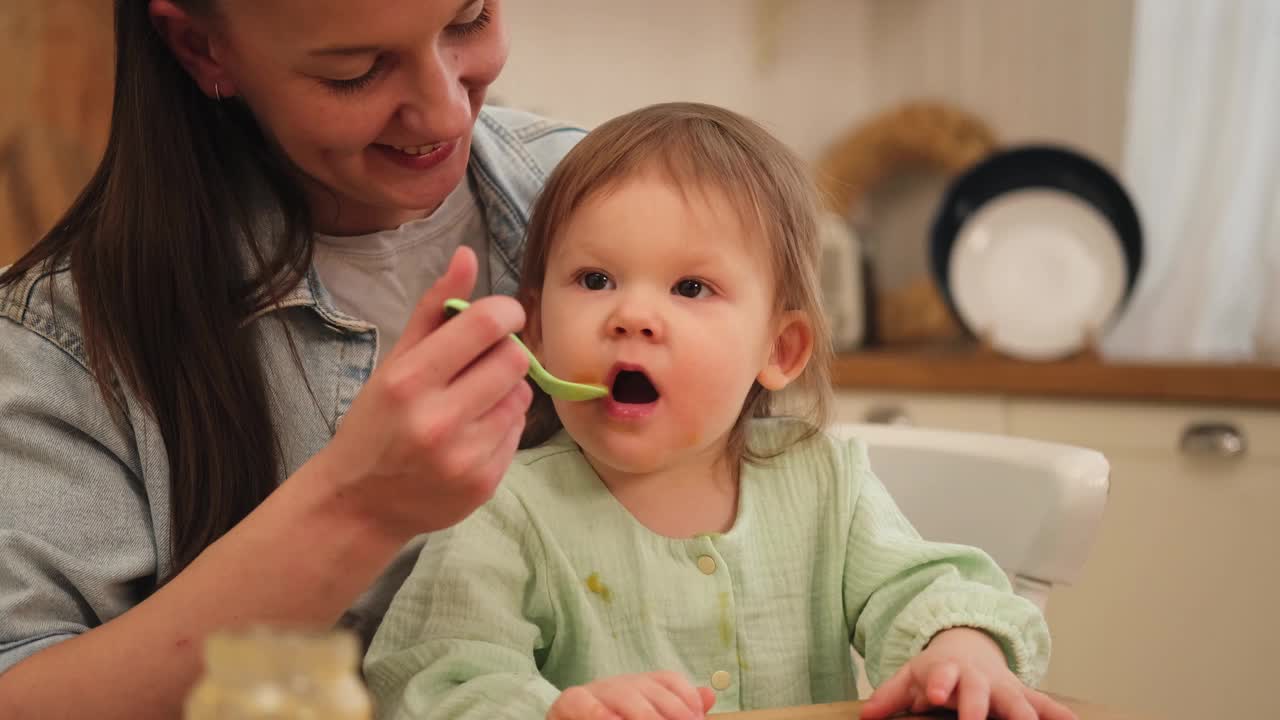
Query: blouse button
711 670 731 690
696 555 717 575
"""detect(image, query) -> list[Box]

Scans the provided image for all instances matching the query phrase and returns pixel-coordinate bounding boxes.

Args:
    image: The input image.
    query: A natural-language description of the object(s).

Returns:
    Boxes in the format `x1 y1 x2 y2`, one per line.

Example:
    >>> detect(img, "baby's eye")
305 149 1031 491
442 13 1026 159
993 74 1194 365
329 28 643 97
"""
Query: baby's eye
673 278 711 299
579 271 614 291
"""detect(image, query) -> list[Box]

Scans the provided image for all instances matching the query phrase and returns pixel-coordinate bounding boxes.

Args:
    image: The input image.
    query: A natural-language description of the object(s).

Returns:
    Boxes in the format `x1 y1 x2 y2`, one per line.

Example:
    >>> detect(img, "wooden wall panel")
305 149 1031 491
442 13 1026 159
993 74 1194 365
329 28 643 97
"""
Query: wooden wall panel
1 0 113 265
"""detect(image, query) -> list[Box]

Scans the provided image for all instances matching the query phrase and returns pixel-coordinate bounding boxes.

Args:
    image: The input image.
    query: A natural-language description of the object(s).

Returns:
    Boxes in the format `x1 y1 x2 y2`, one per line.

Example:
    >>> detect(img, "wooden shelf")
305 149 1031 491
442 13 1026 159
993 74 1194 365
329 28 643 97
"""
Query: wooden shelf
831 348 1280 407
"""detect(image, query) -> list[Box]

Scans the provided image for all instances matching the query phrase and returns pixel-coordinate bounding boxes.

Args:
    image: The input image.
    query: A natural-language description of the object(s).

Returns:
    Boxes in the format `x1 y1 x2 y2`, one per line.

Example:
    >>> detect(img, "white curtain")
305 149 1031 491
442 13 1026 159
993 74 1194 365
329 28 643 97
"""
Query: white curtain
1103 0 1280 363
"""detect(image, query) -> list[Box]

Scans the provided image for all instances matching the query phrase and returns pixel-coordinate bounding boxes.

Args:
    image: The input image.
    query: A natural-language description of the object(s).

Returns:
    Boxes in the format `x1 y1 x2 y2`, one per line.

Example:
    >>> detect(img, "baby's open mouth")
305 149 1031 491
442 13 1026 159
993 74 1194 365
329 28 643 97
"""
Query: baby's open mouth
611 370 660 404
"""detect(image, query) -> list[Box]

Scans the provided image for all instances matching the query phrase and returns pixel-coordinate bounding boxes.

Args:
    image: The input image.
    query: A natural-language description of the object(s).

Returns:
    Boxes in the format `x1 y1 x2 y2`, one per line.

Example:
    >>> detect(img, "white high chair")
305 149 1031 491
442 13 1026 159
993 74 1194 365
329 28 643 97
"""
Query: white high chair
830 423 1110 696
829 423 1111 611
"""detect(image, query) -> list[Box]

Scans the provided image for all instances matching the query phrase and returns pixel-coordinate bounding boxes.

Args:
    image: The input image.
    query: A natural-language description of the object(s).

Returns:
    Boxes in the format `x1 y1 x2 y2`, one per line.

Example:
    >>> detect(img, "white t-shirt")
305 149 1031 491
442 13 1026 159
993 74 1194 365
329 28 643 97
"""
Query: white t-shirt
313 180 490 364
313 180 491 646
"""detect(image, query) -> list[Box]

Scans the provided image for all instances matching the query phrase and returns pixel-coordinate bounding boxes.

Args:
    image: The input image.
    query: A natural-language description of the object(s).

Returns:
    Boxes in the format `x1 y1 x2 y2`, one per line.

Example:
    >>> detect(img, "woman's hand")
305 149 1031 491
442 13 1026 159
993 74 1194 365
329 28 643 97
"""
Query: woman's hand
860 628 1077 720
547 672 717 720
313 246 532 541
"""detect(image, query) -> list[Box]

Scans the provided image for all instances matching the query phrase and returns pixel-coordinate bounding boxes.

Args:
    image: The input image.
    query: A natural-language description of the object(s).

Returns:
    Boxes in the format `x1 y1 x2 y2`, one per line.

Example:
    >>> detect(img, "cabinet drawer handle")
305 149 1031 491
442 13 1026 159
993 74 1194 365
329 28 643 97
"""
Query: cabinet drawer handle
1179 422 1246 459
864 406 913 426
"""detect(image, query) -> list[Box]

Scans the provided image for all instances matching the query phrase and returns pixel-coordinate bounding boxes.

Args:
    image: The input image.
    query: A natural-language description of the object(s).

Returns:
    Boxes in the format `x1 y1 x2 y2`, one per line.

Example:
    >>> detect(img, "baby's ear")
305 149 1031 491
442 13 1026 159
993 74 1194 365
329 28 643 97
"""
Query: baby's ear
520 292 543 354
757 310 814 391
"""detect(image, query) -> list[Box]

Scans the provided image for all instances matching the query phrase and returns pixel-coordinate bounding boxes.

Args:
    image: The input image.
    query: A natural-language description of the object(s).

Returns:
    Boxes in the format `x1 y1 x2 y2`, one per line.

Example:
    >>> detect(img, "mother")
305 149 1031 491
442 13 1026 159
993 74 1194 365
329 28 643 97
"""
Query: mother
0 1 580 716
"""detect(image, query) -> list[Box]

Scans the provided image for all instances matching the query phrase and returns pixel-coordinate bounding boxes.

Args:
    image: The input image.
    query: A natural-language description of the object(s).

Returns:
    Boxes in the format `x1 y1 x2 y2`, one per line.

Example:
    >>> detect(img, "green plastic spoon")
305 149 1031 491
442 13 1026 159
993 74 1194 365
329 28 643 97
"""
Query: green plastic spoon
443 298 609 402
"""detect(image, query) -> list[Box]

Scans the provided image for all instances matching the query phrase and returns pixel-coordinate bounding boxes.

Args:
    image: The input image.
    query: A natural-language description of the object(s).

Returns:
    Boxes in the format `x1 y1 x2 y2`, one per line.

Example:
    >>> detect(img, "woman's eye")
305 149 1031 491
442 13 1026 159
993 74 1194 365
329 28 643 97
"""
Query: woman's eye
322 57 386 94
447 2 493 38
579 272 613 291
673 278 711 298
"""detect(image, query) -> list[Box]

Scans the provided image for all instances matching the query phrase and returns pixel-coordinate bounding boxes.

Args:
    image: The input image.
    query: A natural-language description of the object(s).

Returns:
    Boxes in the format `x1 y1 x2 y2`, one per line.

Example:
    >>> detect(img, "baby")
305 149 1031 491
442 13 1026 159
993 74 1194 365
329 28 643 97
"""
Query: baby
366 102 1072 720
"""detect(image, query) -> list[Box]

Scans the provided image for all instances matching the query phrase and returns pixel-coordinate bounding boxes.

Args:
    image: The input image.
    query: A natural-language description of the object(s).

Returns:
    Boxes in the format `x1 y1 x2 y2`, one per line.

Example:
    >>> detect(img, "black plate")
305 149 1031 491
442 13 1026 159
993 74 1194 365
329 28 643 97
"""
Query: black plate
929 145 1144 330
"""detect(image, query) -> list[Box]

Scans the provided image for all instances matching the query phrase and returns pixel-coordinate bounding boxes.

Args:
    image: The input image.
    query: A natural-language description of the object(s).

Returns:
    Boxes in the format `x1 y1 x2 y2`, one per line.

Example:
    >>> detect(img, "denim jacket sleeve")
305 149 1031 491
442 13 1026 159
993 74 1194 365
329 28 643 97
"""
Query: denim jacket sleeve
0 273 155 675
0 106 584 675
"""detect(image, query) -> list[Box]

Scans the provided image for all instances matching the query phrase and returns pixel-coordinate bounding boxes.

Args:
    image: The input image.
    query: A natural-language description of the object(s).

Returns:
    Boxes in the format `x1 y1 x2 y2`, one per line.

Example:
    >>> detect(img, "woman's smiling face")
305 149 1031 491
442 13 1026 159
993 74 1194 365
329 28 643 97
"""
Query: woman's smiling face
190 0 509 234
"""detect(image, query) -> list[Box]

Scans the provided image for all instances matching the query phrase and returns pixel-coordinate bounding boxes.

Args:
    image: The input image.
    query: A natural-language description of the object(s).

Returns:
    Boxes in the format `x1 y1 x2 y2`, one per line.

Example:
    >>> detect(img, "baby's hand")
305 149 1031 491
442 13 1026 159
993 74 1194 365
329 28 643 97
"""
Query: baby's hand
860 628 1077 720
546 671 717 720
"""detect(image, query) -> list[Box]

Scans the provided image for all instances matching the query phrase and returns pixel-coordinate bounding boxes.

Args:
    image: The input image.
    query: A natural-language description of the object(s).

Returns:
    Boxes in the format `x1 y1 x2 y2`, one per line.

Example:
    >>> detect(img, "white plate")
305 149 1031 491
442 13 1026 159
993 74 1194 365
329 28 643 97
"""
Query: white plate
948 189 1127 361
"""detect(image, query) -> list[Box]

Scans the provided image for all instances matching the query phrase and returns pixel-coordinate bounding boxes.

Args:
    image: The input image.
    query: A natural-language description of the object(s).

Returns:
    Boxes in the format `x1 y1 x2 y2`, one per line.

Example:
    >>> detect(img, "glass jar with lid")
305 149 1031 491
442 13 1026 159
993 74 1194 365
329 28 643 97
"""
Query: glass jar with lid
184 627 372 720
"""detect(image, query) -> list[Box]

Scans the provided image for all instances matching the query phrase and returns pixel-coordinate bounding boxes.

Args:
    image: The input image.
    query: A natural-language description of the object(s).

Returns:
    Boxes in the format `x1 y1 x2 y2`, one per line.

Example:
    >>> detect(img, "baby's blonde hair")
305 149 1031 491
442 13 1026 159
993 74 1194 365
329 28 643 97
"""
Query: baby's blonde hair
517 102 832 462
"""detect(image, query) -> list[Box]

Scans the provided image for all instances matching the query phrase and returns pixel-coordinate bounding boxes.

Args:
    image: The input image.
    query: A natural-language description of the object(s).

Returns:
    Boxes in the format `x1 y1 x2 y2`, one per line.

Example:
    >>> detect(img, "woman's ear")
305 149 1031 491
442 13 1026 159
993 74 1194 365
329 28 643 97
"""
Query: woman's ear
150 0 236 99
757 310 814 391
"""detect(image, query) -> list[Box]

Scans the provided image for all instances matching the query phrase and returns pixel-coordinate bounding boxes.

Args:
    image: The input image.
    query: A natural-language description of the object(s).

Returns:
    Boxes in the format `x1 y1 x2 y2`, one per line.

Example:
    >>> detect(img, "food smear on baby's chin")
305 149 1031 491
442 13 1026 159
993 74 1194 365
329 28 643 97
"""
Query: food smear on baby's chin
570 370 604 386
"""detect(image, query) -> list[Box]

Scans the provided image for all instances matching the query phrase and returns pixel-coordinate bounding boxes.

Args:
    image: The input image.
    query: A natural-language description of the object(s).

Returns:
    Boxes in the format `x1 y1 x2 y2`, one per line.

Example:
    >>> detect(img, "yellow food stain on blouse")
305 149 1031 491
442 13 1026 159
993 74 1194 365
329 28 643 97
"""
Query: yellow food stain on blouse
586 572 613 604
719 591 733 647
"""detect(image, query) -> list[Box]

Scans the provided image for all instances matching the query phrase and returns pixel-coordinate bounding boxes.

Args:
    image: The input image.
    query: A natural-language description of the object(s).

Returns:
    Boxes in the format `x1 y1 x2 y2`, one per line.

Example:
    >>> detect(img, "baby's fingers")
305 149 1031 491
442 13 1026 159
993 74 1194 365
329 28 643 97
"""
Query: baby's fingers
990 684 1035 720
549 687 619 720
925 662 961 706
957 670 991 720
647 672 706 718
696 687 717 714
1027 689 1079 720
859 664 917 719
642 687 702 720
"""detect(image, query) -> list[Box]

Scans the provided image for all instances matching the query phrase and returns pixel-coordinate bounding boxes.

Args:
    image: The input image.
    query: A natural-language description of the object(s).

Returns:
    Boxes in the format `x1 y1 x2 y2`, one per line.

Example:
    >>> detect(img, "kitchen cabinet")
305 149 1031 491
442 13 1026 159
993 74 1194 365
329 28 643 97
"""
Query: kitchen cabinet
1010 400 1280 720
832 389 1280 720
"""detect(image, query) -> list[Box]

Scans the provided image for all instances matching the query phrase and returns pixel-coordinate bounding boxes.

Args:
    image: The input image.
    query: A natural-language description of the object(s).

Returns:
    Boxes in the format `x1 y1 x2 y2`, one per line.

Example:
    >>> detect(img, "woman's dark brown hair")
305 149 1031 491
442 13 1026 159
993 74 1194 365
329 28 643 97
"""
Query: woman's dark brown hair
0 0 313 577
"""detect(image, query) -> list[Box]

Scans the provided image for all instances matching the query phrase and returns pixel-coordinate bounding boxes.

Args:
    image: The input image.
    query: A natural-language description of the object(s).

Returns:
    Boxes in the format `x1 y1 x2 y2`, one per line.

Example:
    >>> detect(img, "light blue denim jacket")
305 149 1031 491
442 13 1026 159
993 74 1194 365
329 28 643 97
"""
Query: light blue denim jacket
0 107 584 674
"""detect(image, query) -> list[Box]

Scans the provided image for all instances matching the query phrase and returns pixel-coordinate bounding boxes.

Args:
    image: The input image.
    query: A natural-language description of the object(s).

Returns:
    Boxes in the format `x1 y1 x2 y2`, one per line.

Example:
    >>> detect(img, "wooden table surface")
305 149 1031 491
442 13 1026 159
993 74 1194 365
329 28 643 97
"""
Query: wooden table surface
713 698 1149 720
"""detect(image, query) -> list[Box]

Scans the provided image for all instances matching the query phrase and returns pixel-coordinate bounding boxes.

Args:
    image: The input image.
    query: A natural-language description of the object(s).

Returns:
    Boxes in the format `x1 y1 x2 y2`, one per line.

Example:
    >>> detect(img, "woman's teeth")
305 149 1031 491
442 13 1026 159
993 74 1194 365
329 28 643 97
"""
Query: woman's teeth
390 142 442 156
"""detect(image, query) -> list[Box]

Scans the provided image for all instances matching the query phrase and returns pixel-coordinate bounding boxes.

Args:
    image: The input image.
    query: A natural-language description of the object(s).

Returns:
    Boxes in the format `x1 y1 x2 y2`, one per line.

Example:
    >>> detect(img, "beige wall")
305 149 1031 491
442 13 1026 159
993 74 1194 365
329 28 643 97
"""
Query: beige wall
498 0 1134 170
495 0 882 163
0 1 1135 265
497 0 1135 327
863 0 1134 172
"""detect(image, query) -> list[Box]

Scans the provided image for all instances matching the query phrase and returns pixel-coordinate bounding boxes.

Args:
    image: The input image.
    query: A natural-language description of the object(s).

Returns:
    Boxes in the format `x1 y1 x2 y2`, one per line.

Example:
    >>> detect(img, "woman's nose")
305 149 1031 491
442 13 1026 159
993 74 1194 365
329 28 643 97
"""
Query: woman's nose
397 50 471 136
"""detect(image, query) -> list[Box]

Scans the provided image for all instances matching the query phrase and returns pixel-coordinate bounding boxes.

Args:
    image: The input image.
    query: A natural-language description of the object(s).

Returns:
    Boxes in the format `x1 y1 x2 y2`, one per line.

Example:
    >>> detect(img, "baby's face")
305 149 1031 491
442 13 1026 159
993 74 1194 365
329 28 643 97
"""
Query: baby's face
533 171 781 476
